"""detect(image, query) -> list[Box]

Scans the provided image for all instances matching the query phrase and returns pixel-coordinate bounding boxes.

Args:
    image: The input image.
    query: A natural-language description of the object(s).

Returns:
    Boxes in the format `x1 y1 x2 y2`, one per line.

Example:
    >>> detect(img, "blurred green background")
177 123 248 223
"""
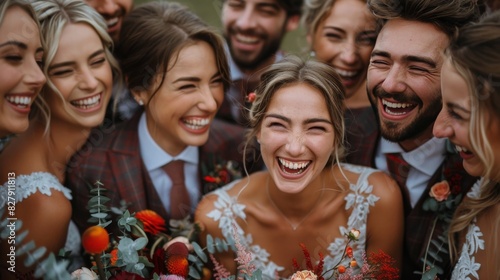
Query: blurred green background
134 0 308 54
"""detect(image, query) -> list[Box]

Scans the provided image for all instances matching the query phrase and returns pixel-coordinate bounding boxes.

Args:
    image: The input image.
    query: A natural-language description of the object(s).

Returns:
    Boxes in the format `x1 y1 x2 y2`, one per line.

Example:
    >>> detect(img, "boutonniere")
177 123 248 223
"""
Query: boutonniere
422 160 469 278
422 180 463 216
202 158 242 193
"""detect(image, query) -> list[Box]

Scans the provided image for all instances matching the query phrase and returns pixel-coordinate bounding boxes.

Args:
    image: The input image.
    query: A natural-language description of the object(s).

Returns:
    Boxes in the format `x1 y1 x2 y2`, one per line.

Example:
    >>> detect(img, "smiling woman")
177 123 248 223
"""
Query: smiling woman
65 1 259 249
0 0 120 277
195 55 404 279
0 0 45 140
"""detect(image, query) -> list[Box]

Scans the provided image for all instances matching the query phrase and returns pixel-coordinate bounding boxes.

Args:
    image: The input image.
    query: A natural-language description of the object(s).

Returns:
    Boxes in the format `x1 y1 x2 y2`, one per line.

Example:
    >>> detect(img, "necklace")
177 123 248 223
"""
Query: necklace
266 176 324 231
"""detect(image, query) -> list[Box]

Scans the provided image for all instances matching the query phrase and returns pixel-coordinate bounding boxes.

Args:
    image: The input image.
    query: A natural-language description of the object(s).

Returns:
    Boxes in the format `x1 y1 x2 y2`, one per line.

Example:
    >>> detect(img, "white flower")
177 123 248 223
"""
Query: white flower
349 228 361 240
71 267 98 280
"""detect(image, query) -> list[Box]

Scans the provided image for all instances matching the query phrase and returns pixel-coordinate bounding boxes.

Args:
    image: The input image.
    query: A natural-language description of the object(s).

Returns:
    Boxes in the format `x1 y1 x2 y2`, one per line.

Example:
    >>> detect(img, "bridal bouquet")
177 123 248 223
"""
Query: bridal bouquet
184 228 399 280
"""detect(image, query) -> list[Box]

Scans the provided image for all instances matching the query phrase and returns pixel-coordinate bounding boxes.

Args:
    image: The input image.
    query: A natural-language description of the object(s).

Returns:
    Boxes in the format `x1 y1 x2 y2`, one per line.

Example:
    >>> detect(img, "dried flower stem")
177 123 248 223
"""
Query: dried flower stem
422 217 438 274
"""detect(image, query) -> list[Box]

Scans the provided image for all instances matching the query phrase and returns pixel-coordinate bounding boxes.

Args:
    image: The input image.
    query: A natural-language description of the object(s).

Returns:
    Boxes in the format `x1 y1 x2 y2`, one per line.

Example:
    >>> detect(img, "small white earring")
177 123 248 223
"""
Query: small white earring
138 100 144 106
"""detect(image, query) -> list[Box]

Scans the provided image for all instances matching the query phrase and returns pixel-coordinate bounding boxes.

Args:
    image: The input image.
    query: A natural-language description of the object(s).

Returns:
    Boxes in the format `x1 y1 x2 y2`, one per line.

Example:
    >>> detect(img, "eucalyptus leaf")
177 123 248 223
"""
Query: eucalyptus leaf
24 247 46 267
17 240 36 256
206 234 214 254
189 265 202 279
15 230 29 243
193 242 207 263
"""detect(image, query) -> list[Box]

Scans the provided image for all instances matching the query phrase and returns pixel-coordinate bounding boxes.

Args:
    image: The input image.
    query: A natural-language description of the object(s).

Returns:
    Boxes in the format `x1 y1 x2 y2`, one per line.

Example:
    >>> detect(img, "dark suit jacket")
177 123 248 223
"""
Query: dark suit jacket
65 110 262 235
345 120 477 280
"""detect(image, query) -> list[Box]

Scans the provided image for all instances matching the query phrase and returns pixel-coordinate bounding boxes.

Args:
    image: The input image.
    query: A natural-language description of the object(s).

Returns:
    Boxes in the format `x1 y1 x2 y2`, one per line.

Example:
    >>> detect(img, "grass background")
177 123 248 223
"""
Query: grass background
134 0 307 54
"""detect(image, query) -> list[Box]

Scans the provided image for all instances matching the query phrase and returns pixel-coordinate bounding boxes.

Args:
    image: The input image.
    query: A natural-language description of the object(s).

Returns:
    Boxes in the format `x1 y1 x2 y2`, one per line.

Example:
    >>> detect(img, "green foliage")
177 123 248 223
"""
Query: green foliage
187 234 237 279
87 180 112 228
0 207 71 279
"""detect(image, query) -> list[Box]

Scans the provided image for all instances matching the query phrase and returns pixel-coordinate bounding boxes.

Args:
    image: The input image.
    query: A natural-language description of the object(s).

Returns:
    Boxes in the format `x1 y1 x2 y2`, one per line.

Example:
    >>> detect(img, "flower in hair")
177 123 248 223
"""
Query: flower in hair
246 92 256 103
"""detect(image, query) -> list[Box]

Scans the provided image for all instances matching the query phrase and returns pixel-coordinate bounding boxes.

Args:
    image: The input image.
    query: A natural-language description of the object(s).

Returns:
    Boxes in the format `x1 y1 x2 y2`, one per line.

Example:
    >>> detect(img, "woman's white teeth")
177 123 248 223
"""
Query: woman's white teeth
334 68 358 78
6 96 32 107
278 158 309 170
71 95 100 109
106 17 118 27
455 145 470 153
184 118 209 129
382 99 413 109
235 34 258 44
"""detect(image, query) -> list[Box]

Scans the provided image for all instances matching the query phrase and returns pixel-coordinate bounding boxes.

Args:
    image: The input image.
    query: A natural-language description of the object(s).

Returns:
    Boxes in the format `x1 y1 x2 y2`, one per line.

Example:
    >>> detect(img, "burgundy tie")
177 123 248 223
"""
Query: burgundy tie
386 153 412 214
162 160 191 219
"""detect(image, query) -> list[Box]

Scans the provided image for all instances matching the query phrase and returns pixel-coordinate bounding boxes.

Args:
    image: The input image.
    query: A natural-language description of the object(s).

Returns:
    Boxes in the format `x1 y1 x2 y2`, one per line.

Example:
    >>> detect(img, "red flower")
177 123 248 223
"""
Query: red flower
367 250 400 280
218 169 230 184
346 246 353 258
165 242 189 277
135 209 166 235
152 247 167 275
204 175 217 183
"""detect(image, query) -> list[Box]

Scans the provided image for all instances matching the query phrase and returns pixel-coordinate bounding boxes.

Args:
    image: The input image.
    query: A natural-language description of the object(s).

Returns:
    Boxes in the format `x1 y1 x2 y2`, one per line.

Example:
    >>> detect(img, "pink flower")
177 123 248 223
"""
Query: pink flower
290 270 318 280
429 181 451 202
159 275 185 280
246 92 256 103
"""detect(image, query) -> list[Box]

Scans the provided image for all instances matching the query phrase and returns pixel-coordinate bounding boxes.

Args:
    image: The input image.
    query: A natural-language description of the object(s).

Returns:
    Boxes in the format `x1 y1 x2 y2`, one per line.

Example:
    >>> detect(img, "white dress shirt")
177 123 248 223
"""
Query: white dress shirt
374 137 447 208
137 113 201 213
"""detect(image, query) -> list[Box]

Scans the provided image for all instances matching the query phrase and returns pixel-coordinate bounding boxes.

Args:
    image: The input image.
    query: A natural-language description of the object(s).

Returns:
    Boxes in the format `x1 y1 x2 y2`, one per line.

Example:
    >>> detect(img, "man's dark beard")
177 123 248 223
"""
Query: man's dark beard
225 26 286 71
368 86 442 142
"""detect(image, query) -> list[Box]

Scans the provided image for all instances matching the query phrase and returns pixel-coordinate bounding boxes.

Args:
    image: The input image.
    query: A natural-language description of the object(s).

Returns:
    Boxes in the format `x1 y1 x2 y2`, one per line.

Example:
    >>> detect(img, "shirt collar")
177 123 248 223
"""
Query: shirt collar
380 137 447 176
138 113 199 171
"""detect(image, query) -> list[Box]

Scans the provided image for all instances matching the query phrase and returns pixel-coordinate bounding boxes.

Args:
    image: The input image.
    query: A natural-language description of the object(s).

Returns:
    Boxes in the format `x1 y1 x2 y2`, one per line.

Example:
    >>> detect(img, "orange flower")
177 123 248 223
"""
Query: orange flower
135 209 166 235
290 270 318 280
82 225 109 254
110 248 118 266
338 265 346 274
350 260 357 267
165 242 190 277
201 267 212 280
346 246 353 258
429 180 451 202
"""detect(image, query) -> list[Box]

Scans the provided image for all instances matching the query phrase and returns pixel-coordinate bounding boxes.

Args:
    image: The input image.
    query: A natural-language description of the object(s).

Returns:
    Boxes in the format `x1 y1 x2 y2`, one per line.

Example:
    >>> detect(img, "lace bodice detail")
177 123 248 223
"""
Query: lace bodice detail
0 172 82 270
0 172 72 204
451 179 484 280
206 163 380 279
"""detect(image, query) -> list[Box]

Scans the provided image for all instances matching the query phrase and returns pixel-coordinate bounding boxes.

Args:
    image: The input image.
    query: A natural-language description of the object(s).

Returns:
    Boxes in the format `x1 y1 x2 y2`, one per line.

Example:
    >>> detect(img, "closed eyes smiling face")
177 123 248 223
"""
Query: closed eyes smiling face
45 23 113 130
257 83 335 194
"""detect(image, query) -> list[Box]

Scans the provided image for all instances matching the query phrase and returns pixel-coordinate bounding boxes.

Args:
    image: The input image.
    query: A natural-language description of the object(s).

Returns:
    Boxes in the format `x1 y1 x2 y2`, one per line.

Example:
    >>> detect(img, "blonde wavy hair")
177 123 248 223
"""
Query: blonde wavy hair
445 10 500 262
30 0 121 134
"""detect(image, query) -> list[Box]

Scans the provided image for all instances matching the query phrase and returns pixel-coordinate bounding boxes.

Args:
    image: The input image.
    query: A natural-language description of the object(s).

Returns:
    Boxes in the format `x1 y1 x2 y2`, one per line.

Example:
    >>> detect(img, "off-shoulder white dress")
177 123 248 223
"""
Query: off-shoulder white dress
0 172 82 271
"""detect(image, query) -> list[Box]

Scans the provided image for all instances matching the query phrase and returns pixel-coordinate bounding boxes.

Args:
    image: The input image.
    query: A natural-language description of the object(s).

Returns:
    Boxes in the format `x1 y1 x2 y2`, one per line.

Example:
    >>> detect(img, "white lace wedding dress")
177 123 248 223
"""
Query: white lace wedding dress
205 164 380 279
0 172 83 271
451 179 484 279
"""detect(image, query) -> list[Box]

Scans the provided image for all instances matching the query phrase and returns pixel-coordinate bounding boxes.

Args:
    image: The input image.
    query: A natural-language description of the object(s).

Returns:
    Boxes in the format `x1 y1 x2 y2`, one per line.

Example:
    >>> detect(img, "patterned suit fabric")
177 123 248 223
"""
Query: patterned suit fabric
66 110 261 235
343 107 379 165
344 125 477 279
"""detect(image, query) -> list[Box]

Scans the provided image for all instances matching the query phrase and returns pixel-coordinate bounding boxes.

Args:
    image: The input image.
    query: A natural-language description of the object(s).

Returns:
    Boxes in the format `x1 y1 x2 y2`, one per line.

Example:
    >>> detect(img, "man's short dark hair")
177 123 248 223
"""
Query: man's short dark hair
368 0 481 39
279 0 303 16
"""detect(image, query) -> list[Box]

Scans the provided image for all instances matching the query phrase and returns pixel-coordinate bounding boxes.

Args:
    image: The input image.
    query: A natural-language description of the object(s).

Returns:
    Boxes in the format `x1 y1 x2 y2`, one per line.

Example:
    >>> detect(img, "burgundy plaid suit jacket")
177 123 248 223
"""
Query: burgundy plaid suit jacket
66 111 261 234
344 117 477 279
